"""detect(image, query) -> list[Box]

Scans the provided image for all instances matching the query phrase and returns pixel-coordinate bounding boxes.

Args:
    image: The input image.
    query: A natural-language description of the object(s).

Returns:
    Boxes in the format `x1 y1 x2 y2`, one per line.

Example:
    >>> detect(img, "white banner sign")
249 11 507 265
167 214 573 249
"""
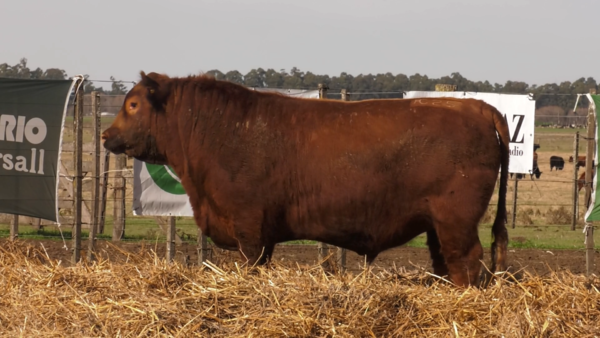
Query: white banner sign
132 160 193 216
404 91 535 174
133 87 319 216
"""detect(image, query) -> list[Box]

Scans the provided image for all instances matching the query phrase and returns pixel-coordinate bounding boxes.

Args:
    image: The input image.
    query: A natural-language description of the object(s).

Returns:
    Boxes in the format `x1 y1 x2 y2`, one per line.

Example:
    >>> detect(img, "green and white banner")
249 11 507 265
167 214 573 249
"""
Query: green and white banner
584 94 600 222
132 87 319 216
0 77 78 222
132 160 193 216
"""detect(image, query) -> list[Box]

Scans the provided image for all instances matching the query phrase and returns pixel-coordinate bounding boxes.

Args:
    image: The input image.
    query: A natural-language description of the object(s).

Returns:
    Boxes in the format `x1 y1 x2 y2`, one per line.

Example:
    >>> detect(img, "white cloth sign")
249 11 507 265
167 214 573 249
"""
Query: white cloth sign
404 91 535 174
132 160 193 216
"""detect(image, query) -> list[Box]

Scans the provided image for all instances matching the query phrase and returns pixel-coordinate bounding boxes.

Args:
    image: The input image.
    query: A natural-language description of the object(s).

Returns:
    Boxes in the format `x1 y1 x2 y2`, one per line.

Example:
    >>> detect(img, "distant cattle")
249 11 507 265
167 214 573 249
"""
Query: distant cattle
550 156 565 171
510 169 541 180
569 155 595 168
531 164 542 179
577 170 596 191
578 172 587 191
532 152 541 179
102 71 511 287
510 151 541 180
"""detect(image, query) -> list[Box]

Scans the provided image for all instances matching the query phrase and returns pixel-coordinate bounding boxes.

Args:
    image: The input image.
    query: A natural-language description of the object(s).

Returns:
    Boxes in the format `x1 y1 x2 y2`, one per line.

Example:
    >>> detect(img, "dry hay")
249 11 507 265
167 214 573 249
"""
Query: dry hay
0 242 599 337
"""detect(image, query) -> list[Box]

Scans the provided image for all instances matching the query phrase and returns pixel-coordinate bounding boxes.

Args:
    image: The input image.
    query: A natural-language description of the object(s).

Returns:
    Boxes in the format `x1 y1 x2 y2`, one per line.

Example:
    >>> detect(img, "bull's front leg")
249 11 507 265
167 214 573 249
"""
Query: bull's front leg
238 241 275 266
232 212 275 266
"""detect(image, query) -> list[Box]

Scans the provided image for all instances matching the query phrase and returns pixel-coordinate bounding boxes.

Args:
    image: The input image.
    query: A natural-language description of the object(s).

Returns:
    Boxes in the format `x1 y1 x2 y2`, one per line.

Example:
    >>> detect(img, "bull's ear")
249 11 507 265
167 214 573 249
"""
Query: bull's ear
140 71 171 109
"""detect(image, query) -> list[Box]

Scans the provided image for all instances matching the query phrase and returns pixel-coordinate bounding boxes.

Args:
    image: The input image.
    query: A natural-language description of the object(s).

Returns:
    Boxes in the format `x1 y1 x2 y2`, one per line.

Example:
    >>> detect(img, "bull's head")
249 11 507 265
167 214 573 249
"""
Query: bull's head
102 71 172 164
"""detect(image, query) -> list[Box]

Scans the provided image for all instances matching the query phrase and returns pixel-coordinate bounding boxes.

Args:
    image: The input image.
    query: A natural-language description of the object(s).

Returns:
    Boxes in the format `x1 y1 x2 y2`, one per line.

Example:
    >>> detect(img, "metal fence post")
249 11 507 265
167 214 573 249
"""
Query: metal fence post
317 83 330 268
512 178 518 228
112 155 127 241
336 88 348 272
88 91 101 261
572 131 580 230
98 149 110 234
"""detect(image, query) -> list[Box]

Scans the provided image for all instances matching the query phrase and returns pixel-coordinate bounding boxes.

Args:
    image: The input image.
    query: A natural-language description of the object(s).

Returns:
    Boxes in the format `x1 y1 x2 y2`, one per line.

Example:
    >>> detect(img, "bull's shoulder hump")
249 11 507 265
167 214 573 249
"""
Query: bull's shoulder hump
408 97 479 113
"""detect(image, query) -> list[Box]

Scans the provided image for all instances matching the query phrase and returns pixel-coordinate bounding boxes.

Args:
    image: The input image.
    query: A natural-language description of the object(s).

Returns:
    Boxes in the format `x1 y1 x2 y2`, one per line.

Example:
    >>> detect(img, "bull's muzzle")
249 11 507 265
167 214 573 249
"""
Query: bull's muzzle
101 128 126 155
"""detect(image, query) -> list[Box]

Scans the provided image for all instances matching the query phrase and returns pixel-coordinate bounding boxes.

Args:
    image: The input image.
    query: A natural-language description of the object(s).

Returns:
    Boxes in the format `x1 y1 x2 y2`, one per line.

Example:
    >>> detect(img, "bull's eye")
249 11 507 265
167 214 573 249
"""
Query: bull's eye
130 102 138 109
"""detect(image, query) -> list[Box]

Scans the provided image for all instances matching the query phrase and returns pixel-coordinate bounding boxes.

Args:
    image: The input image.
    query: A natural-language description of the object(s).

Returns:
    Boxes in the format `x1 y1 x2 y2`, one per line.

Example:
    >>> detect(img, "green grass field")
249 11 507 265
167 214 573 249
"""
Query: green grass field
0 221 589 250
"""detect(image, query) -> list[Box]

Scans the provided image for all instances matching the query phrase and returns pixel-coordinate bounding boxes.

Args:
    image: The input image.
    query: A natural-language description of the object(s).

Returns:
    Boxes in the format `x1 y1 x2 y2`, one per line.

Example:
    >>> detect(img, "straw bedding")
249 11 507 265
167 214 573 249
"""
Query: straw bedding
0 241 598 337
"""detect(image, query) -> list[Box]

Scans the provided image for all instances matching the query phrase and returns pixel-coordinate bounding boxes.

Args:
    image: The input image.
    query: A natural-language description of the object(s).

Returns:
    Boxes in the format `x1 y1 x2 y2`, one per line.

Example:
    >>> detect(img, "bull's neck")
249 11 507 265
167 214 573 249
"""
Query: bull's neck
169 82 262 176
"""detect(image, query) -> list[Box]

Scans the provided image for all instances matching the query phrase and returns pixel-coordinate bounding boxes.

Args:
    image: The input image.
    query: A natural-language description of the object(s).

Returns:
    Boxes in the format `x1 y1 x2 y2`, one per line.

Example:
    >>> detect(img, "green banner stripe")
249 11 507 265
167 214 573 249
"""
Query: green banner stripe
145 163 186 195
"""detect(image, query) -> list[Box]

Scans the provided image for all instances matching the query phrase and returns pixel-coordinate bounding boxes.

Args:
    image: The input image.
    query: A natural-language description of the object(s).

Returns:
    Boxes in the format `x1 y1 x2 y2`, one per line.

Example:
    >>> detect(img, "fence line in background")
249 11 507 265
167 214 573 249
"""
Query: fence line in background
2 85 597 276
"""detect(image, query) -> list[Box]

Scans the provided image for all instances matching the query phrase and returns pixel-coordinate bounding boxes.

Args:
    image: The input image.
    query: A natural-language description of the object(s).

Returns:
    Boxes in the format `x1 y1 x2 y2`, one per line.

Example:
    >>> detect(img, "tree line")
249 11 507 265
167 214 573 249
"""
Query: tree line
2 58 596 113
0 58 128 95
205 67 597 111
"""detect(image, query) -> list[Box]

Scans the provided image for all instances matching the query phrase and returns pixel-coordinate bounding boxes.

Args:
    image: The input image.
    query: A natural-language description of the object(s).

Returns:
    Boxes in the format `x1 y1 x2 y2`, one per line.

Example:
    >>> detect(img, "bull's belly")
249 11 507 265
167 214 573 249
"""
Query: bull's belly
290 212 433 256
200 221 239 251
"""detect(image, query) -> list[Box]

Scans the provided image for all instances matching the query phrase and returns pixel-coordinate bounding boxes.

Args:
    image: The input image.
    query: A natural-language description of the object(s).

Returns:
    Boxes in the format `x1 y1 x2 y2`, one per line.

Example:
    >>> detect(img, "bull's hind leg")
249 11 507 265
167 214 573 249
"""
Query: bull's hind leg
426 230 448 277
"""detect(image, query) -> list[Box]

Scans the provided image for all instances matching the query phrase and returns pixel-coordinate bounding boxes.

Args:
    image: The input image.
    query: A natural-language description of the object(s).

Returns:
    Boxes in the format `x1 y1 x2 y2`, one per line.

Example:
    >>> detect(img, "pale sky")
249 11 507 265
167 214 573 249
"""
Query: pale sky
2 0 599 90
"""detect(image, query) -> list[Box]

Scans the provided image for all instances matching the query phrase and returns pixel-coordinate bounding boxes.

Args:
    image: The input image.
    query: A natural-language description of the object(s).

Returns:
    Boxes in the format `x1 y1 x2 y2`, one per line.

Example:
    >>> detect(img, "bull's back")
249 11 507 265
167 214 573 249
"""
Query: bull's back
297 97 500 188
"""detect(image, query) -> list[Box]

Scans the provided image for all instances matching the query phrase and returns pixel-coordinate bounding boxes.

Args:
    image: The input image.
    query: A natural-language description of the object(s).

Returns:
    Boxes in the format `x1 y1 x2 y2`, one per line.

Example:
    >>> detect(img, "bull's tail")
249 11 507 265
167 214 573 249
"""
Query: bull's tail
489 105 510 274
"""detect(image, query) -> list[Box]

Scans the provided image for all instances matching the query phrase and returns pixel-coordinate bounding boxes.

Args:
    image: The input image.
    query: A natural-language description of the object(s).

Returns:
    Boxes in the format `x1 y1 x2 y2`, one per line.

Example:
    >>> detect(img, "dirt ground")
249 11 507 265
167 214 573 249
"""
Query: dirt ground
8 238 598 277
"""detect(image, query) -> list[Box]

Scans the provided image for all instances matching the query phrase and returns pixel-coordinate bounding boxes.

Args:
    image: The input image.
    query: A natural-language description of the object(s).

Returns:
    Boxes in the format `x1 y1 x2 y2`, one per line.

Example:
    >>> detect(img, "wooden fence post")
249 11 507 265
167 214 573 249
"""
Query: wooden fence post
167 216 176 262
10 215 18 241
72 83 84 264
584 95 596 276
153 217 183 244
340 88 347 101
572 131 580 230
33 218 42 232
512 178 518 228
317 83 330 267
112 155 127 241
88 91 101 261
98 149 110 234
